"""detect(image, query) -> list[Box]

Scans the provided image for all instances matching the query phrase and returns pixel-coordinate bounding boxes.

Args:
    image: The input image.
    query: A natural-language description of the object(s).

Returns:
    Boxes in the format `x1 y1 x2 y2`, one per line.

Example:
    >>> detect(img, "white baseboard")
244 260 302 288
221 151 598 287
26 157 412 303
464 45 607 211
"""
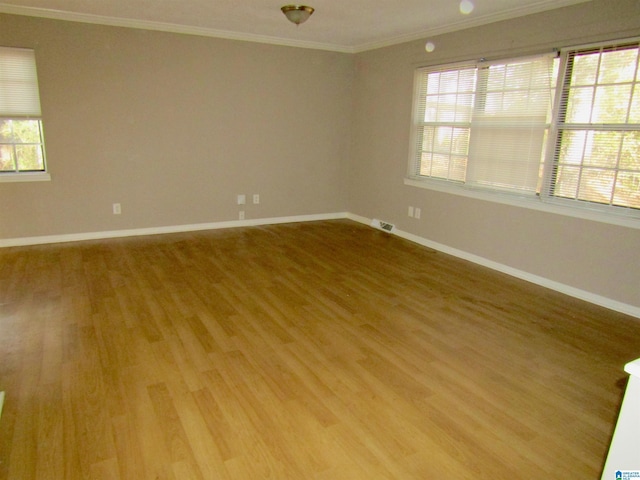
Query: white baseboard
0 212 349 248
347 213 640 319
2 211 638 319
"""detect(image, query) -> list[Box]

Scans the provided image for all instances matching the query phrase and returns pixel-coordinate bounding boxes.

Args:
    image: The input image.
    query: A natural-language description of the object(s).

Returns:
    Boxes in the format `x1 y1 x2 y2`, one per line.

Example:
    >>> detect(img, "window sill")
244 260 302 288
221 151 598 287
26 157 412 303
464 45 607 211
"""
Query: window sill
0 172 51 183
404 177 640 230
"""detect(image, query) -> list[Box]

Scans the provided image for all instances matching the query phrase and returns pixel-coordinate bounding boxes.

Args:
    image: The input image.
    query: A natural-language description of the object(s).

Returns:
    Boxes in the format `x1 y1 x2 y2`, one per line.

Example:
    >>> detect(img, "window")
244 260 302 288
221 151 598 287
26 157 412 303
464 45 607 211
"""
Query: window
408 38 640 218
547 42 640 210
410 63 476 183
0 46 48 182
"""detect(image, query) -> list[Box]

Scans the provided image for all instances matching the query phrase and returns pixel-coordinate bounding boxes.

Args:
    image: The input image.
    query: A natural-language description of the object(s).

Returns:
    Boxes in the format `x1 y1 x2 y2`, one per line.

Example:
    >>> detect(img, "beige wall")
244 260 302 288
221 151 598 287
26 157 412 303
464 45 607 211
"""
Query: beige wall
0 15 353 238
1 0 639 312
348 0 640 310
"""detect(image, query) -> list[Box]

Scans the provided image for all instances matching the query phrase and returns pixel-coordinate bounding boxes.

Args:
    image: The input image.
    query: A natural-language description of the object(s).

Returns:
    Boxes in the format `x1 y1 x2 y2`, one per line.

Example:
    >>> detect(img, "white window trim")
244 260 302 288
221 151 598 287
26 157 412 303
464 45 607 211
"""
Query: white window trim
0 47 48 181
404 176 640 229
406 38 640 230
0 171 50 183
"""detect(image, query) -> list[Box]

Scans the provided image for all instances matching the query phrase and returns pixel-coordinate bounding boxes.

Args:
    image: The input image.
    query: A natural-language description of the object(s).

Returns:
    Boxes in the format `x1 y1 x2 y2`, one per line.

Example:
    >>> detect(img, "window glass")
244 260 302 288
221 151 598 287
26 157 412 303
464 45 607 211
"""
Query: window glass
408 38 640 216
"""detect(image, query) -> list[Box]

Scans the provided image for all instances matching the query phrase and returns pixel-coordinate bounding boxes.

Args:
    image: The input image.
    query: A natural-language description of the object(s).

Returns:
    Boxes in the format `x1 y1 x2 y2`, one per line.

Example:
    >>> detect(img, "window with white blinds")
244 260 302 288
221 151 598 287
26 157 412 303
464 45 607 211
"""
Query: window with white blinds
411 63 476 183
467 54 555 194
0 46 47 179
410 54 555 195
546 41 640 210
408 37 640 218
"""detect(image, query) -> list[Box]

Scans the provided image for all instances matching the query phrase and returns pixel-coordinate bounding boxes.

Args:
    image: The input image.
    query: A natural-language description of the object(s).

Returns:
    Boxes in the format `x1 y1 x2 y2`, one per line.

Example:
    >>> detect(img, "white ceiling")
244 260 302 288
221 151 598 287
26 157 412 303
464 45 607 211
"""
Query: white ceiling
0 0 592 52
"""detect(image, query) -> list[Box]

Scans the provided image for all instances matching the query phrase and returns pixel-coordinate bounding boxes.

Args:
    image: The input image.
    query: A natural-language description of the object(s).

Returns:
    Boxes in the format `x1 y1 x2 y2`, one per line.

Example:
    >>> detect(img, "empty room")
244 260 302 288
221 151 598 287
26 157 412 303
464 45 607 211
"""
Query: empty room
1 0 639 478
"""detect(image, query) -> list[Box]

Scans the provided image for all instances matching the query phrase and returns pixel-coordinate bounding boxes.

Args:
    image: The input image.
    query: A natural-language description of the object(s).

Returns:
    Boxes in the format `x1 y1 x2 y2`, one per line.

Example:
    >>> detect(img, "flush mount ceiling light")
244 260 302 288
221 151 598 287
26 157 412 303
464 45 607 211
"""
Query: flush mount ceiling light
281 5 315 25
460 0 474 14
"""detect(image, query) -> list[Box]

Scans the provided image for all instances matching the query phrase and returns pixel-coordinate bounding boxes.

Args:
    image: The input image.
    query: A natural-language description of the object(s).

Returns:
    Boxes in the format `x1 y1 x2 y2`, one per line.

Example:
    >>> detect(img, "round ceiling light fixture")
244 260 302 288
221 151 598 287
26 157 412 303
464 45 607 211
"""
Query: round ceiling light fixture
460 0 474 14
281 5 315 25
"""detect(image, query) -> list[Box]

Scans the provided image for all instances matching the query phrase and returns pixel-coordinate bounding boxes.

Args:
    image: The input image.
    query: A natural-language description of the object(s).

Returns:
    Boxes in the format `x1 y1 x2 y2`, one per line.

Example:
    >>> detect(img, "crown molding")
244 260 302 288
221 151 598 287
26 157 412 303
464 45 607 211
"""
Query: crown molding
0 3 355 53
1 0 592 54
351 0 592 52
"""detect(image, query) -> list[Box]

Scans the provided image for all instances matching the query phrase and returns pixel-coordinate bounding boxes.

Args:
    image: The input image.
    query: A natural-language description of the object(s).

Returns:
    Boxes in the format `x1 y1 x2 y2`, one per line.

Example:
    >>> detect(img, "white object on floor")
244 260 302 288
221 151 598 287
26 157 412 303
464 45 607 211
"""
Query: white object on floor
601 358 640 479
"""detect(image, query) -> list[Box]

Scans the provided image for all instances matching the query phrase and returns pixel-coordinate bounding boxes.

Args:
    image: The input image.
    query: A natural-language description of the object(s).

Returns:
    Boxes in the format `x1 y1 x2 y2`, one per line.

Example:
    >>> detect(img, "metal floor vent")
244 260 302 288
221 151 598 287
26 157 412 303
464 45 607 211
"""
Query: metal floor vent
371 219 396 233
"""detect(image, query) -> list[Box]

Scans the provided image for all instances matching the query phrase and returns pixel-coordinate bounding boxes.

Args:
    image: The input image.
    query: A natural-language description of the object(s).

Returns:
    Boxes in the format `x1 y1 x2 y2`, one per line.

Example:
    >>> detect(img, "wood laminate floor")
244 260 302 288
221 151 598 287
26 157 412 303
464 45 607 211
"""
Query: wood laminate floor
0 219 639 479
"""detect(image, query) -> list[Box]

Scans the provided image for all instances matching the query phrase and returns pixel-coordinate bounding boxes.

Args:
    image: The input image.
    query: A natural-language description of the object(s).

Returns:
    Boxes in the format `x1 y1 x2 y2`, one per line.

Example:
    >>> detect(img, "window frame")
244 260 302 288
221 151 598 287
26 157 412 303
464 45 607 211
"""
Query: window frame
406 38 640 228
541 40 640 216
0 46 49 183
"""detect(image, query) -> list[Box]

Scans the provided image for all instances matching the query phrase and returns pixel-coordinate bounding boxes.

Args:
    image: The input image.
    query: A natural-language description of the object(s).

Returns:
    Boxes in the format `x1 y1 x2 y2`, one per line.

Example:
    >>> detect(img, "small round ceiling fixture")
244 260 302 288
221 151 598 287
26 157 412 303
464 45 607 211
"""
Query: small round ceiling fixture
460 0 474 14
281 5 315 25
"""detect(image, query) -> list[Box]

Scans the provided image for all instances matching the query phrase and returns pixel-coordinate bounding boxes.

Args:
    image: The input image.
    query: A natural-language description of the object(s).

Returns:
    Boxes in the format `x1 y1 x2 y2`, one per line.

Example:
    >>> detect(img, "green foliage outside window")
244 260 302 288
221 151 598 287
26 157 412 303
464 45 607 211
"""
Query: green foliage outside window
0 119 45 172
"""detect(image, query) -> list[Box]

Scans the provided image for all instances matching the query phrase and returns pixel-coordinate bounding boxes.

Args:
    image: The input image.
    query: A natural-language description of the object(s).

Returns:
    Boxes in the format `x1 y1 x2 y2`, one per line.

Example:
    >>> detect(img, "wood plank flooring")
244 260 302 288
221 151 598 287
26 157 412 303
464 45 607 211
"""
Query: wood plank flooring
0 219 639 479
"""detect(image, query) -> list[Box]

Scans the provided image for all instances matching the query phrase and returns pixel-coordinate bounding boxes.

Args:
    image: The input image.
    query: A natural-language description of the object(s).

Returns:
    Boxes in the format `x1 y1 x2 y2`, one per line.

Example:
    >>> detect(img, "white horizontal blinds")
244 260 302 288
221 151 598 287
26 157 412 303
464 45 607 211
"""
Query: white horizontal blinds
412 64 476 182
551 41 640 209
0 47 41 117
466 54 555 194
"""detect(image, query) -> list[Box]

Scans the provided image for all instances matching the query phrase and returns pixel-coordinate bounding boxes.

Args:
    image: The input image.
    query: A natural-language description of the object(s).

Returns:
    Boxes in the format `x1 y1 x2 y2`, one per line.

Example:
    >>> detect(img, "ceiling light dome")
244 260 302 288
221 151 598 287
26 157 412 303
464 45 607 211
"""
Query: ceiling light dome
281 5 315 25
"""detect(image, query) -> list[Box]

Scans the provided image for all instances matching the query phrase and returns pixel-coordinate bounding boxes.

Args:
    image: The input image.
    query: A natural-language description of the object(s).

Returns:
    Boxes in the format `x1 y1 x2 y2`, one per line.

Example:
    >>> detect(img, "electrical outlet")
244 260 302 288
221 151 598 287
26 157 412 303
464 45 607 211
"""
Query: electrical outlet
253 194 260 204
113 203 121 215
414 207 421 219
237 194 246 205
239 211 245 220
408 206 414 217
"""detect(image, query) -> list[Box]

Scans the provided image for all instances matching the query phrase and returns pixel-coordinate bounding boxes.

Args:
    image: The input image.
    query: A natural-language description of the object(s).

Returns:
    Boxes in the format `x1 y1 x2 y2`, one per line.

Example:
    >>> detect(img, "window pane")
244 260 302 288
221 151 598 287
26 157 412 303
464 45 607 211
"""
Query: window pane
614 172 640 208
620 131 640 169
553 165 580 198
598 48 637 84
424 100 438 122
412 65 476 182
440 71 460 93
536 130 550 194
505 62 532 89
578 168 616 204
565 87 594 123
484 92 504 114
16 144 44 170
420 152 433 176
426 72 440 95
468 54 554 193
0 119 12 142
450 155 467 182
435 126 453 154
582 130 622 168
432 154 452 179
455 93 474 122
458 69 477 92
12 119 41 143
593 85 632 123
451 127 470 156
557 130 587 165
420 126 434 152
505 91 529 113
630 87 640 123
570 52 599 86
0 119 46 173
550 42 640 211
0 145 16 171
436 95 458 122
414 62 476 180
0 48 47 177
